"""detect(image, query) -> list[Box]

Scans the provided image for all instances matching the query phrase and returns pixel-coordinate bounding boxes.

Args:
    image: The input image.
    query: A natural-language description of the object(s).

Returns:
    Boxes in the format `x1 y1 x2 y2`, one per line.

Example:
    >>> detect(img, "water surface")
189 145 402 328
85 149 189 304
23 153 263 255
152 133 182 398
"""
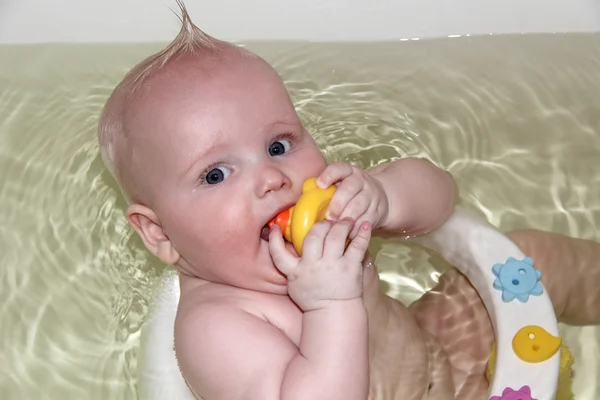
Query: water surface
1 33 599 398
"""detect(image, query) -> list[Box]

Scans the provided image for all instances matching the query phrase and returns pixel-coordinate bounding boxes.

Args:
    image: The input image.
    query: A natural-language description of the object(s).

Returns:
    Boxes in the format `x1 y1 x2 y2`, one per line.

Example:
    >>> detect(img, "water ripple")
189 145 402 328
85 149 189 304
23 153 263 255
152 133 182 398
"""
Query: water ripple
0 34 599 398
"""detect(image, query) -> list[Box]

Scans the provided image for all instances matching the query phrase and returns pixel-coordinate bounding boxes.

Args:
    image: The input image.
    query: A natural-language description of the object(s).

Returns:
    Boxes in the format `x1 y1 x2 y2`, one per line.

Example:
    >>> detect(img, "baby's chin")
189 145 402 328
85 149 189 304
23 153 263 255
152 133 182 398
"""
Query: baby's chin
233 255 289 291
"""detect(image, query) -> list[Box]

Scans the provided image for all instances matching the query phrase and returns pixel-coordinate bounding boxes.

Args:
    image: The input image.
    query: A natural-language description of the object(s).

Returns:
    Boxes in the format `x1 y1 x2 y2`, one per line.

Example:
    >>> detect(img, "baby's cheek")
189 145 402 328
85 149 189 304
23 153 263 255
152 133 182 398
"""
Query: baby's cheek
299 148 327 176
179 208 237 245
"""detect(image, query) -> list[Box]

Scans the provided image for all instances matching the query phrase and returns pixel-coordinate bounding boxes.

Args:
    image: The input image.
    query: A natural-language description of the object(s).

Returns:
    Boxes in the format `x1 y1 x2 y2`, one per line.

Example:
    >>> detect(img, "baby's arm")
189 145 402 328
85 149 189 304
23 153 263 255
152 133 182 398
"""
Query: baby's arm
175 299 367 400
176 219 372 400
368 158 457 237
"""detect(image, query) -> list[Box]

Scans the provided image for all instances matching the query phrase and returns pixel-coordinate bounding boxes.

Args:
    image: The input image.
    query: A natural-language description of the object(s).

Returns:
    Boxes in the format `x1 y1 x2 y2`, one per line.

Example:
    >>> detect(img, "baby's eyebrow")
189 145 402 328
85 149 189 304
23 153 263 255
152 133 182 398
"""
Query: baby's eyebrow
181 154 204 179
179 118 299 178
264 118 299 132
180 137 220 179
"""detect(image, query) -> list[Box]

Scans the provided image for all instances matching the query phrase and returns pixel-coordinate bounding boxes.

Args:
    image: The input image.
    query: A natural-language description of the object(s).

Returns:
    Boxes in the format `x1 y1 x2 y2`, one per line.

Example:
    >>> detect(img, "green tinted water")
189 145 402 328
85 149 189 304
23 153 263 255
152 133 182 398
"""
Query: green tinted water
1 34 599 398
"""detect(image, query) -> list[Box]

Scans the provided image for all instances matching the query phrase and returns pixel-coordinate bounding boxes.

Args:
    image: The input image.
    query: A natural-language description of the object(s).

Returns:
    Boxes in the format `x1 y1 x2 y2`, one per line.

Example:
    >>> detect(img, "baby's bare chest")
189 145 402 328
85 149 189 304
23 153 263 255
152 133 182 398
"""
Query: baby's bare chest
253 294 304 345
190 277 442 399
258 292 435 400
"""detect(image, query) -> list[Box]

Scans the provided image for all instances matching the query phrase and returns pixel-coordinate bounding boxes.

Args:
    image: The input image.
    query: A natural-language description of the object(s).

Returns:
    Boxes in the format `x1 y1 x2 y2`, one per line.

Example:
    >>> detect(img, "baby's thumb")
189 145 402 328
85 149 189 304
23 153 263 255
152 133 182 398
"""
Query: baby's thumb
345 221 372 260
268 225 298 276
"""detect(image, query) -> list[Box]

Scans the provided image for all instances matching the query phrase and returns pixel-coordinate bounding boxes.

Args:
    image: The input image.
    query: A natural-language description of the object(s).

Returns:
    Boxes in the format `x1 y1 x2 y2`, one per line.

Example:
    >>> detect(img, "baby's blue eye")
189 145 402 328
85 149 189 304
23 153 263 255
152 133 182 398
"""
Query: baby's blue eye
269 139 291 157
203 166 231 185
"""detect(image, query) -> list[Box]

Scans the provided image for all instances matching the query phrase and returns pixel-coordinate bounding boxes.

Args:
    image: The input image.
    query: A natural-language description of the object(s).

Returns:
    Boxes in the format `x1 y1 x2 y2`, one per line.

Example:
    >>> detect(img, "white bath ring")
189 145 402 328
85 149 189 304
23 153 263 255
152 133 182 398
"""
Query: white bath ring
412 208 560 400
138 270 197 400
138 208 560 400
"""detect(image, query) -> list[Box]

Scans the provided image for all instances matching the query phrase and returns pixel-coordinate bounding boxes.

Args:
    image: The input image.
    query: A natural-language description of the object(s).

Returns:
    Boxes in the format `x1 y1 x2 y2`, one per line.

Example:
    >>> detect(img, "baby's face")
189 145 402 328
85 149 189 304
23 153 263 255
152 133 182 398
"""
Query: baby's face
127 53 327 293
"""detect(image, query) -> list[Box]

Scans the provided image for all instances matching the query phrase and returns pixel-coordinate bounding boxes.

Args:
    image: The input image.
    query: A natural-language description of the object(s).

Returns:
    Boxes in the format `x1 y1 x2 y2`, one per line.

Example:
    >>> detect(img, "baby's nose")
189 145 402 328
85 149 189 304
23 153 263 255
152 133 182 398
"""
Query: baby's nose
257 166 290 196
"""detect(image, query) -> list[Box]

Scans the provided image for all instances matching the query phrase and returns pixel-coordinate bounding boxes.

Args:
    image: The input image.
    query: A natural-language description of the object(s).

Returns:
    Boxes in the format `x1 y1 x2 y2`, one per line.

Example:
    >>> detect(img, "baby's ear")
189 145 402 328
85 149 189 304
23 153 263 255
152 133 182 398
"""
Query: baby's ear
126 204 180 265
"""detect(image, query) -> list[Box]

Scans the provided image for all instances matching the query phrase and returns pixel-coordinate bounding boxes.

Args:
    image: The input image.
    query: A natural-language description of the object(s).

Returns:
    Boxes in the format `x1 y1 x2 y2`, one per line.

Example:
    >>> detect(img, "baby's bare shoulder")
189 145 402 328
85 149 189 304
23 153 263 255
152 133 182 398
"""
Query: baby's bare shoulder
177 280 267 319
173 282 300 399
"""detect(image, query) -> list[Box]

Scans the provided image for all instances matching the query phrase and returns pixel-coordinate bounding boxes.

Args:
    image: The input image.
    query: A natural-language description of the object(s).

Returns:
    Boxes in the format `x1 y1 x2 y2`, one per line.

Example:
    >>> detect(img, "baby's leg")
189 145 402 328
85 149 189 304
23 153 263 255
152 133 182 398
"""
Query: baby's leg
508 229 600 325
409 268 492 399
410 228 600 399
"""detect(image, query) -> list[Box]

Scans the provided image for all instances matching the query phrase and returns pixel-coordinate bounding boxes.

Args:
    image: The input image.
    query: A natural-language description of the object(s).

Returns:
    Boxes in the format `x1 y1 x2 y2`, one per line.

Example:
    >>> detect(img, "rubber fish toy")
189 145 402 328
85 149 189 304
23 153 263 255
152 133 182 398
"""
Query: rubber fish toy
268 177 336 255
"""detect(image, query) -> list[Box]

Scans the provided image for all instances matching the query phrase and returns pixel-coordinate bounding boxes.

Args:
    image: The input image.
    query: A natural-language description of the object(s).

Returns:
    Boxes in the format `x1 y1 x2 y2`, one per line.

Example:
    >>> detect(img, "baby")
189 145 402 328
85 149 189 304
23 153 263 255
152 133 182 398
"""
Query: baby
98 5 600 400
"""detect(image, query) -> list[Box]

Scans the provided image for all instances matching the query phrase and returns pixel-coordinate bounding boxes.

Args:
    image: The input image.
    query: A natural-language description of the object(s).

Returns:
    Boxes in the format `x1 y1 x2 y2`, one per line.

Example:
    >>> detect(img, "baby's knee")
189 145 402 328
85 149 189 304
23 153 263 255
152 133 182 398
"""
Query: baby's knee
506 229 545 254
506 228 568 264
506 228 600 324
505 229 571 316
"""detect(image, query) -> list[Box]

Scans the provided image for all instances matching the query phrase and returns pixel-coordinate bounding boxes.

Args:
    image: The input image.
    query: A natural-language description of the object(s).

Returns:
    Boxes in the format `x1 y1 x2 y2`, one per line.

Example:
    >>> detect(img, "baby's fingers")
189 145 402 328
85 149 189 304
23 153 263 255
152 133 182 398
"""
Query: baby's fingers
301 220 333 261
316 162 354 189
326 178 363 221
323 219 354 258
268 225 298 276
338 193 374 233
344 221 372 261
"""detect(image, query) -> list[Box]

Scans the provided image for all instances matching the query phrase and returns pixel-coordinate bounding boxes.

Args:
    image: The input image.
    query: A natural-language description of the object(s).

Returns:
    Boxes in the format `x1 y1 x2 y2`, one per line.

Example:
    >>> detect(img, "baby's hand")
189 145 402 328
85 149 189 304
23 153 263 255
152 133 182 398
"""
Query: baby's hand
269 219 372 312
316 162 389 238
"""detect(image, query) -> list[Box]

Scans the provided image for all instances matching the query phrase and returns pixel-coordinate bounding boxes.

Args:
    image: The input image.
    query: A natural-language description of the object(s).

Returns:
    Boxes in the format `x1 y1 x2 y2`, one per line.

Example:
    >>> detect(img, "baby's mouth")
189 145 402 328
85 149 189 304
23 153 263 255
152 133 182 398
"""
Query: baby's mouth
262 204 294 242
260 224 271 241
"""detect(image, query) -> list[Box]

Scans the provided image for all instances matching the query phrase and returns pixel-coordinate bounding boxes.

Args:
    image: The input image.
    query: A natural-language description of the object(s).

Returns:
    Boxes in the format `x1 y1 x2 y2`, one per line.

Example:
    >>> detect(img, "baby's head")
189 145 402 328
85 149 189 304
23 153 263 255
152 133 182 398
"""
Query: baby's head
98 4 327 293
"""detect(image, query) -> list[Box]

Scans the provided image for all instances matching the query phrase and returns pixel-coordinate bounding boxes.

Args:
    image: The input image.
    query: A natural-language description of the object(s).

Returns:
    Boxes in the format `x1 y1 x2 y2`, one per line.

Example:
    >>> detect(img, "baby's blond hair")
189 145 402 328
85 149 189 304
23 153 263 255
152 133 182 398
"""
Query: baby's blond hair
98 0 234 202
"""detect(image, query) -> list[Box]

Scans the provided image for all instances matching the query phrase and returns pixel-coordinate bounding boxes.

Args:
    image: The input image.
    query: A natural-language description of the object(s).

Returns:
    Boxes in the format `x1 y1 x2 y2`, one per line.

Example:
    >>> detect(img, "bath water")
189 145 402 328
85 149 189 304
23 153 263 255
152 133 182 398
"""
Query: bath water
1 33 599 398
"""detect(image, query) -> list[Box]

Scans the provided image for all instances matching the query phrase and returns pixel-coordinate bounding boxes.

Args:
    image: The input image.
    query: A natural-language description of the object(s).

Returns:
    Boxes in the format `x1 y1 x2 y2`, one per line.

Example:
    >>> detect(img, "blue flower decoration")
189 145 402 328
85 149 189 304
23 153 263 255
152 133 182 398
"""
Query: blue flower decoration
492 257 543 303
